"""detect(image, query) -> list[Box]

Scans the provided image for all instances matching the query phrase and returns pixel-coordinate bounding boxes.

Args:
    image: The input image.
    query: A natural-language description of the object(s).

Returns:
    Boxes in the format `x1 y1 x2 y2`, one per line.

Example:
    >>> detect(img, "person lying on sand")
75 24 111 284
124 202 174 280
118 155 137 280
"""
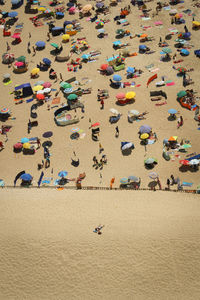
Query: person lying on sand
93 225 104 235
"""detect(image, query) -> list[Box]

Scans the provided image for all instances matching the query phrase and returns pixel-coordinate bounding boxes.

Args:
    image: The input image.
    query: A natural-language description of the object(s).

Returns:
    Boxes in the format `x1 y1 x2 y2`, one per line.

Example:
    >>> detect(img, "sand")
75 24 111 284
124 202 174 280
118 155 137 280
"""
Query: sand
0 189 200 299
0 0 200 298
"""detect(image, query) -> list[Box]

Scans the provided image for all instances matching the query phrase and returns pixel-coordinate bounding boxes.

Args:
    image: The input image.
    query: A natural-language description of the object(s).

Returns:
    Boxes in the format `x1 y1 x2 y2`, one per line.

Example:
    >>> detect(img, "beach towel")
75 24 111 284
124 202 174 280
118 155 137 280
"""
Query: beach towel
166 82 175 86
4 80 12 86
147 74 157 87
52 97 60 104
182 182 193 187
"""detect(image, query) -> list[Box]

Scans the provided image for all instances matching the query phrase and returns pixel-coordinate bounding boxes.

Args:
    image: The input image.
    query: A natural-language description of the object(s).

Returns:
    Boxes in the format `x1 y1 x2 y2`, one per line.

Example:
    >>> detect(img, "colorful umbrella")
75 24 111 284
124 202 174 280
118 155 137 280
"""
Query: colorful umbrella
33 85 43 92
188 159 199 165
113 40 121 46
62 34 70 41
120 177 129 184
91 122 100 128
42 82 52 88
125 91 136 99
106 66 114 75
116 93 125 99
11 33 20 39
100 64 109 71
162 47 172 54
21 137 29 143
58 171 68 177
43 58 51 66
179 159 189 165
144 157 157 164
0 108 10 114
43 131 53 138
13 142 23 149
126 67 135 73
16 55 26 62
8 11 18 18
36 94 45 100
23 143 31 149
121 142 134 150
139 125 152 134
168 109 177 115
128 176 140 182
31 68 40 75
35 41 46 48
60 82 72 89
177 67 187 73
129 110 139 116
43 88 51 94
14 61 24 67
180 49 190 56
168 136 178 142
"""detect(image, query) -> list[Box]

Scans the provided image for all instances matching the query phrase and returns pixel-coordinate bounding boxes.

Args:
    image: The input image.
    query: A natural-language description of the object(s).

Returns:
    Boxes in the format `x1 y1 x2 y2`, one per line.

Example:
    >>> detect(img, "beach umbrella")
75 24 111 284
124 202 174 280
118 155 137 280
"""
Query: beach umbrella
82 4 93 12
16 55 26 62
149 172 159 179
169 9 177 15
8 11 18 18
110 108 119 115
35 41 46 48
144 157 157 164
65 24 73 30
14 142 23 149
0 179 5 187
121 142 133 150
128 176 139 182
35 81 45 86
67 94 77 101
125 91 136 99
64 88 73 94
69 6 76 13
116 29 125 35
50 42 59 49
139 44 147 50
177 67 186 73
21 137 29 143
11 0 20 4
31 68 40 75
43 88 51 94
140 33 148 38
62 34 70 41
3 73 11 79
106 66 114 75
23 143 31 149
168 136 178 142
96 2 104 8
168 109 177 115
179 159 189 165
60 82 72 89
162 47 172 54
126 67 135 73
113 74 122 82
81 54 90 60
193 21 200 26
14 61 24 67
20 173 32 181
100 64 109 71
43 58 51 65
180 49 190 56
43 131 53 138
36 94 45 100
98 28 105 34
183 32 191 39
175 13 183 18
91 122 100 128
36 90 44 94
140 133 149 140
67 2 74 8
188 159 199 166
113 40 122 46
33 85 43 92
116 92 125 100
71 127 80 132
177 90 186 98
129 110 139 116
120 177 129 184
139 125 152 134
0 108 10 114
181 144 191 149
11 33 20 39
42 82 52 88
38 6 46 11
58 171 68 178
2 53 15 63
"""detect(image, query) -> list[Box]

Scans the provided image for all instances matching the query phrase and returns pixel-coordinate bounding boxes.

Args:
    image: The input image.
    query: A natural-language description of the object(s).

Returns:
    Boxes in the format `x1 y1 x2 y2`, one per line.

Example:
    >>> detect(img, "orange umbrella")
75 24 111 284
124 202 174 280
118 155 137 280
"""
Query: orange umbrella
140 34 147 38
36 93 45 100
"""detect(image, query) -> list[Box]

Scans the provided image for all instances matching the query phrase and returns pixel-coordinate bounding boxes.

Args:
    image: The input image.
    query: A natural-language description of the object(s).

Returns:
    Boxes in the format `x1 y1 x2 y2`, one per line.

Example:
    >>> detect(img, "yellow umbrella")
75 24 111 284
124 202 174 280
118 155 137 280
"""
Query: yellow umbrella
125 91 136 99
66 24 73 30
23 143 31 149
62 34 70 41
82 4 92 12
193 21 200 26
31 68 40 75
140 133 149 140
32 85 43 92
38 6 46 11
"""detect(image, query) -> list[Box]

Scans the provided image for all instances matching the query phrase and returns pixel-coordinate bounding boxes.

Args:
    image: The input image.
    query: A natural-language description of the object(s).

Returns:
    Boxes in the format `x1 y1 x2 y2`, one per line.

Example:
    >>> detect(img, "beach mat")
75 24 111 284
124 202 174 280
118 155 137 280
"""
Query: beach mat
182 182 193 187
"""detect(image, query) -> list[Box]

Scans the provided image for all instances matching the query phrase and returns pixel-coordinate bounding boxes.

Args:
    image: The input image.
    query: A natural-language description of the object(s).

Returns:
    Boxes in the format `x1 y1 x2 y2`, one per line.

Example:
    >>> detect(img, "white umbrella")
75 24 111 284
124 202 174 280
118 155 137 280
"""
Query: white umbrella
169 9 177 15
121 142 133 151
37 90 44 94
110 108 119 115
43 88 51 93
128 110 140 116
189 159 199 165
3 73 11 79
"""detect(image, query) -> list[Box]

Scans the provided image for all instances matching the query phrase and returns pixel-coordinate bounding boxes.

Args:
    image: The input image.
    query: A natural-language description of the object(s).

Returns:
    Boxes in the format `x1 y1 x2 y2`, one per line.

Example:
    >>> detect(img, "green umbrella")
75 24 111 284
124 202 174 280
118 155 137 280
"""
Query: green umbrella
60 82 72 89
67 93 77 101
16 55 26 62
162 47 172 54
177 67 187 73
50 42 59 49
177 90 187 98
116 29 125 35
181 144 191 149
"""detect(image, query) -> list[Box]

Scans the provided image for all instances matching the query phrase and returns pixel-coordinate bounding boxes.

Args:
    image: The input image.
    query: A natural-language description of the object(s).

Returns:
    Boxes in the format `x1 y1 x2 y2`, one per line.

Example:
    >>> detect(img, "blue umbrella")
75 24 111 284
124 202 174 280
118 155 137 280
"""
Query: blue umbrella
139 45 147 50
128 175 139 182
183 32 191 39
58 171 68 177
126 67 135 73
96 2 104 8
180 49 189 56
43 58 51 65
139 125 152 134
11 0 20 4
35 41 46 48
113 74 122 82
20 173 33 181
56 12 64 16
168 109 177 114
121 142 134 150
8 11 18 18
67 2 74 7
98 28 105 34
43 131 53 138
120 177 129 184
113 40 121 46
64 21 73 26
21 137 29 143
81 54 90 60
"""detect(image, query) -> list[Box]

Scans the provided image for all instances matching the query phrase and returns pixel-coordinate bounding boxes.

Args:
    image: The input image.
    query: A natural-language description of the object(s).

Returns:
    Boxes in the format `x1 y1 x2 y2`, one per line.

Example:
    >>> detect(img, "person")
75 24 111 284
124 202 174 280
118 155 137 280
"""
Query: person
28 119 32 134
177 115 183 128
37 138 41 149
99 143 104 154
100 99 104 110
45 156 50 168
154 132 158 141
167 178 170 190
94 225 104 235
92 156 98 167
32 46 36 56
115 126 119 137
99 158 104 169
0 141 4 150
102 154 107 164
6 42 10 51
47 32 51 42
170 175 175 185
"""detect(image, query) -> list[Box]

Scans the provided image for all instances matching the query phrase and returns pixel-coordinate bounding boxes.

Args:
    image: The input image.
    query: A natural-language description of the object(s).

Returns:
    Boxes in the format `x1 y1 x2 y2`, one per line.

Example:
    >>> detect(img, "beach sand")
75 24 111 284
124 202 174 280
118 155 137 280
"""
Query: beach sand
0 189 200 299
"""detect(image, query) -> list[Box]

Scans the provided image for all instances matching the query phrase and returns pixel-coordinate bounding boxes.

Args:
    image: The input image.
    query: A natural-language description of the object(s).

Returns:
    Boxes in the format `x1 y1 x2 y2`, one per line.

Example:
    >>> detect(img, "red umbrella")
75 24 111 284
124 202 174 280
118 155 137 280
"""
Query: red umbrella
91 122 100 127
11 33 21 39
179 159 189 165
100 64 108 71
14 61 24 67
13 142 23 149
116 92 125 99
36 93 45 100
42 82 52 88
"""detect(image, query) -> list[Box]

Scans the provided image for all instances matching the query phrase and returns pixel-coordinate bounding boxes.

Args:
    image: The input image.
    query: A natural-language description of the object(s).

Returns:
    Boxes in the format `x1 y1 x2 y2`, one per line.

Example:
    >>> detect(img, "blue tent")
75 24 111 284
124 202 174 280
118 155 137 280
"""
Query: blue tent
15 83 33 97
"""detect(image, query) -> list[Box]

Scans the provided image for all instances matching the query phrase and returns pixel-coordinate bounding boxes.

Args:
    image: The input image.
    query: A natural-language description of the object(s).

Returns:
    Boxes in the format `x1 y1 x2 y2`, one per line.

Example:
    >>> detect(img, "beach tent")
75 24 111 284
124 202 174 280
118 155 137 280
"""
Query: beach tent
15 83 33 97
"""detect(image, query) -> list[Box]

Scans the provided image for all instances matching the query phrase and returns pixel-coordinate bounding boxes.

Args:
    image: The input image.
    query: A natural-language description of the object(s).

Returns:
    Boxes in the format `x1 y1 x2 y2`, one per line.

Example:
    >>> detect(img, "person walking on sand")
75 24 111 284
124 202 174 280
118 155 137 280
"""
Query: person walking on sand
47 32 51 42
99 142 104 154
115 126 119 138
32 46 36 56
167 178 170 190
177 115 183 129
37 138 41 149
60 73 63 82
100 99 104 110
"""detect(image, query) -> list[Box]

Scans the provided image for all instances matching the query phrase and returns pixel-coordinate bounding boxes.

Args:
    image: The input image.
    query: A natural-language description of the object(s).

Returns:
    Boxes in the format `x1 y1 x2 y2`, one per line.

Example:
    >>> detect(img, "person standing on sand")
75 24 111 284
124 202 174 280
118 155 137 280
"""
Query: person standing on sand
115 126 119 138
100 99 104 110
99 143 104 154
32 46 36 56
37 138 41 149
